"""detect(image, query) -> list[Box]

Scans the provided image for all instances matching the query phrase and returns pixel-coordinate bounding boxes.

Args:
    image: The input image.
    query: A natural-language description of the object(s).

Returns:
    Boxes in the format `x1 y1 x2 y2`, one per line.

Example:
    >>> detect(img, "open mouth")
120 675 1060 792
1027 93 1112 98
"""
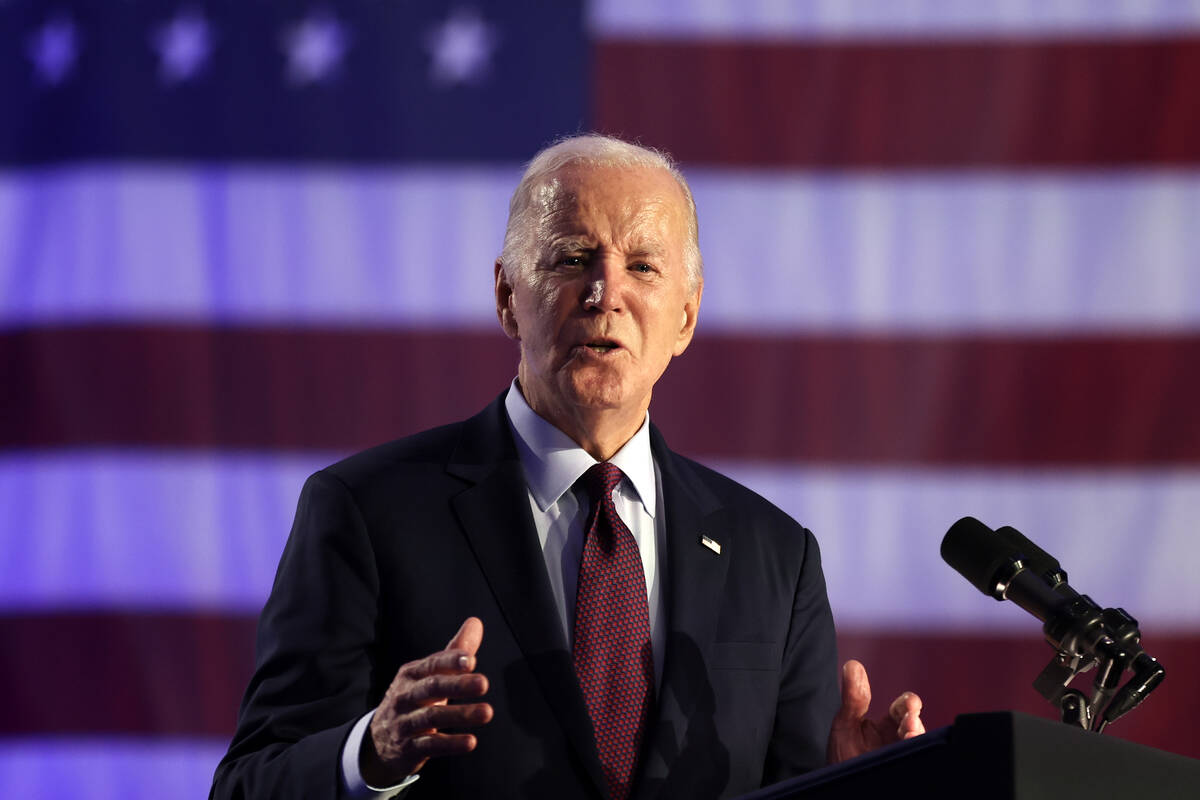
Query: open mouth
582 339 619 354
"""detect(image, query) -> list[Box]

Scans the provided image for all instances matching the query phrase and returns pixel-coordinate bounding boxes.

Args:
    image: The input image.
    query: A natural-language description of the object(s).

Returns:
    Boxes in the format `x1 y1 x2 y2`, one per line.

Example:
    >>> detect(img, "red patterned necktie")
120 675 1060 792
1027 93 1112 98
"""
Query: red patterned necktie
572 462 654 800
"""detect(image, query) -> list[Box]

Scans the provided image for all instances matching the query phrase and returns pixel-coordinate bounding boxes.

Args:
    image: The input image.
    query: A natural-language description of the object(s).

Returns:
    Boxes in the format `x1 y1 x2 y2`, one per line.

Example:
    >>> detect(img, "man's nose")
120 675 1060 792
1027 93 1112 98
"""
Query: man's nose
581 259 626 312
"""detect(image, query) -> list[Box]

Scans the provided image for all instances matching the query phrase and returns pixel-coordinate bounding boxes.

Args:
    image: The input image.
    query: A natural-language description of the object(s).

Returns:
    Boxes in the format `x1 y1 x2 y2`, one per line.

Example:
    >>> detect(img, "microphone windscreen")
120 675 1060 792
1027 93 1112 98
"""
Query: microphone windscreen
995 525 1062 578
940 516 1020 597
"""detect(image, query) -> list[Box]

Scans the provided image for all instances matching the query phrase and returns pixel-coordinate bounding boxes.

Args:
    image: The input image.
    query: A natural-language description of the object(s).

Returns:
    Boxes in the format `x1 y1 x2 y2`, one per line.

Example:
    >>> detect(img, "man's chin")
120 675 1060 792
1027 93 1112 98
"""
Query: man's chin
558 371 631 413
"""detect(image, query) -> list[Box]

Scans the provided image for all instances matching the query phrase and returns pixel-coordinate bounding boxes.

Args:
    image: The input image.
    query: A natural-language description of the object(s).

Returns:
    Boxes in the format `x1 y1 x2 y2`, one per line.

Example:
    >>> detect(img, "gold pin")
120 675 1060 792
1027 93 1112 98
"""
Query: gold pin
700 535 721 555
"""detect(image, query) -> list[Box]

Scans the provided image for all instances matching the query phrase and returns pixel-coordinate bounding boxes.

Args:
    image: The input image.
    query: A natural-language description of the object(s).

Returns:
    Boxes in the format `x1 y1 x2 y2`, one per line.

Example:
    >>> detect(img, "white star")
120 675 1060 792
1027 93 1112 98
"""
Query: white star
281 12 350 85
151 8 214 84
27 15 78 86
425 8 499 87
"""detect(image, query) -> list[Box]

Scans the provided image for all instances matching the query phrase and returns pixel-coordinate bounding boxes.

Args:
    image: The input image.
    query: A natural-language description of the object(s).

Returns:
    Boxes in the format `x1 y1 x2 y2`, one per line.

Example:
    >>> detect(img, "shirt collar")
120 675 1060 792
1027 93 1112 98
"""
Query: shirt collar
504 379 657 518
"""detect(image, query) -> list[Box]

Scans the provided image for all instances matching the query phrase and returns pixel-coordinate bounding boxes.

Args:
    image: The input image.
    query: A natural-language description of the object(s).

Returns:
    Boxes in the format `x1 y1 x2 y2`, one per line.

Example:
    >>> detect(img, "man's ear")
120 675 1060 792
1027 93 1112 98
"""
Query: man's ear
495 260 520 340
672 279 703 356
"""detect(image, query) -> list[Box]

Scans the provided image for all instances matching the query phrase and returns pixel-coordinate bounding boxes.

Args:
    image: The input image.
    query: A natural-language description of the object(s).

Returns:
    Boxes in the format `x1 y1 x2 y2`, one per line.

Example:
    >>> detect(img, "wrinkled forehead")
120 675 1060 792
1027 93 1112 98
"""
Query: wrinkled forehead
530 164 689 244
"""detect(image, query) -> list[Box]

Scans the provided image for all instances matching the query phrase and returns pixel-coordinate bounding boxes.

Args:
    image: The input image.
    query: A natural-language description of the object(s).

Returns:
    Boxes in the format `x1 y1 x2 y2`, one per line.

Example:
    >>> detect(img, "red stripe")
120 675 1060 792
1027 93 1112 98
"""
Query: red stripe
4 325 1200 463
594 37 1200 167
658 332 1200 464
0 612 256 737
0 324 519 453
2 611 1195 760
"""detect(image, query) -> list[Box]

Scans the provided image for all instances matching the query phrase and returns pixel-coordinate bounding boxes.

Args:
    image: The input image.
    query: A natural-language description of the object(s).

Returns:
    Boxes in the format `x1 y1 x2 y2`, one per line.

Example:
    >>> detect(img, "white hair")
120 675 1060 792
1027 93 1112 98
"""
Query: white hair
498 134 702 292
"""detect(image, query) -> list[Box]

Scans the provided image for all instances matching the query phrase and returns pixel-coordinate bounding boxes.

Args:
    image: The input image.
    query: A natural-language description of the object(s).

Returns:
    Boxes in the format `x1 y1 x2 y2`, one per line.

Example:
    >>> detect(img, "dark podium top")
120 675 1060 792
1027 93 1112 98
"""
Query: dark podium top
739 711 1200 800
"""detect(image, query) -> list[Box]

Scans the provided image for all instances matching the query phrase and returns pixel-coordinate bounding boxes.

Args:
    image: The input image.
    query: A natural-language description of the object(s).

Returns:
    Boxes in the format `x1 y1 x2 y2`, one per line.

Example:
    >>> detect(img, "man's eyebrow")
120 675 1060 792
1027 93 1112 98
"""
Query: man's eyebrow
549 236 597 253
628 238 668 258
543 234 669 258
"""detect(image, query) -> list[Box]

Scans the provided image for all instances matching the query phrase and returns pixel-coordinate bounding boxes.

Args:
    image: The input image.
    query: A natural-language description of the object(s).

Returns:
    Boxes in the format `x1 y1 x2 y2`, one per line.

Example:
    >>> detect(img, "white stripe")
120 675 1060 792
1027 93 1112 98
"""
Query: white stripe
0 738 227 800
689 169 1200 332
713 461 1200 630
3 452 1198 629
0 164 518 328
3 166 1199 332
0 451 328 612
590 0 1200 39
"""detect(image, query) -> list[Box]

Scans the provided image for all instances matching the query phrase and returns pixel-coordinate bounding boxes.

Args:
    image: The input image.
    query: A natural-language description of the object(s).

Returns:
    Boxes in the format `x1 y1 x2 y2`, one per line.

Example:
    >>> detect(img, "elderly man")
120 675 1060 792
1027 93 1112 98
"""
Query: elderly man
211 135 923 800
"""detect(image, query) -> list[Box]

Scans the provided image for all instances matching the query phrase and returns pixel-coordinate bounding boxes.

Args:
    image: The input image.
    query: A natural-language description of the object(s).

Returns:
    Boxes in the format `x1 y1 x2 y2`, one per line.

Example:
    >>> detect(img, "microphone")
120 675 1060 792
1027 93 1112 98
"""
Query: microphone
940 516 1064 595
940 516 1164 730
939 515 1025 598
993 524 1068 590
940 517 1107 655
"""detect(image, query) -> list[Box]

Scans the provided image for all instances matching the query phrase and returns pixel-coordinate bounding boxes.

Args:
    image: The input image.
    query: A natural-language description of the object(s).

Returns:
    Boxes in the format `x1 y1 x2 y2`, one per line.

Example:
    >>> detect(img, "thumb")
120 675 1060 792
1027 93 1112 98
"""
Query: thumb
446 616 485 657
835 659 872 724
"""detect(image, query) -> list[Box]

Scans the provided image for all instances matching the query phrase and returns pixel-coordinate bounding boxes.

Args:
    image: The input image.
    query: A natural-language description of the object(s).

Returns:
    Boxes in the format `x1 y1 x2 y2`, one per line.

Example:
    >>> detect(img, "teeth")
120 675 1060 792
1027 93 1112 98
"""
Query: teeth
587 344 615 352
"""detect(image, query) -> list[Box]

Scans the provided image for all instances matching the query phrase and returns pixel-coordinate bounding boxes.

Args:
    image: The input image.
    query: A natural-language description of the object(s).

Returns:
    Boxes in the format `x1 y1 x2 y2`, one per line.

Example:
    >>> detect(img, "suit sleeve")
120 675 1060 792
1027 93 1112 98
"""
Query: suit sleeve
210 470 383 799
762 527 840 782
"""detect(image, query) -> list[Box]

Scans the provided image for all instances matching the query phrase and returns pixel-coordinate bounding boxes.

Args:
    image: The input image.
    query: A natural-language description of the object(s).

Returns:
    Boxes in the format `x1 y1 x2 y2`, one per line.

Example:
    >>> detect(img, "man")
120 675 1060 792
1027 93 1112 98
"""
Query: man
211 135 923 799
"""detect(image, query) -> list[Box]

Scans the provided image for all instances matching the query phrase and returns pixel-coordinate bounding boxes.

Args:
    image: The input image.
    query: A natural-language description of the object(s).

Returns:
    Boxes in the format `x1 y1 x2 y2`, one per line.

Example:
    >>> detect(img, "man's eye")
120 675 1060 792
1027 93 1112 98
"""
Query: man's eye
630 263 654 274
558 256 585 267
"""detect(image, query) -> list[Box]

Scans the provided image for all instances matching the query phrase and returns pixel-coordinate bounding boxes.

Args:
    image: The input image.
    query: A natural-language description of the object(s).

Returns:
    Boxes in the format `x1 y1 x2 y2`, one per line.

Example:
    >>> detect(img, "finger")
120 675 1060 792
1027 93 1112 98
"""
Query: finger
397 619 486 684
897 697 925 739
402 649 480 682
886 691 924 740
900 711 926 739
387 673 489 720
446 617 484 657
397 702 494 737
833 659 871 725
888 691 922 723
403 672 490 707
405 731 481 761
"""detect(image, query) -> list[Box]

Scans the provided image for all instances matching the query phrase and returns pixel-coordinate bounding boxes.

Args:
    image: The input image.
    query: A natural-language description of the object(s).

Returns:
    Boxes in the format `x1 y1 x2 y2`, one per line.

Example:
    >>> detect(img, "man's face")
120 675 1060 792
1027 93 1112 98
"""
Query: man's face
496 164 702 428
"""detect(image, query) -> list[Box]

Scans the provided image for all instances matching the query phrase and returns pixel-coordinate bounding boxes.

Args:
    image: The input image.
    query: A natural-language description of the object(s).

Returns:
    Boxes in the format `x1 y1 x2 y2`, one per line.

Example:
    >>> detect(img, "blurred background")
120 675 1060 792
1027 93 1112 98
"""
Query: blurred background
2 1 1199 797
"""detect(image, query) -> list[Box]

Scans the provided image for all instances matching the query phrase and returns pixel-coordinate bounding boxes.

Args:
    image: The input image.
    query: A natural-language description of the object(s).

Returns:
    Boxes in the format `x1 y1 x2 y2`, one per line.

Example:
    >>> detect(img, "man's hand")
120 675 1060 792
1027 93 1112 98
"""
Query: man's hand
826 659 924 765
360 617 494 787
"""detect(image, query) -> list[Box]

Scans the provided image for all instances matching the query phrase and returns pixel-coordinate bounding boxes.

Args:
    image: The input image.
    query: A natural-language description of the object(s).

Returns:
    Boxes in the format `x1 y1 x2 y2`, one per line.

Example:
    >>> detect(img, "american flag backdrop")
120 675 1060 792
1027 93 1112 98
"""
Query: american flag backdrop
3 1 1200 797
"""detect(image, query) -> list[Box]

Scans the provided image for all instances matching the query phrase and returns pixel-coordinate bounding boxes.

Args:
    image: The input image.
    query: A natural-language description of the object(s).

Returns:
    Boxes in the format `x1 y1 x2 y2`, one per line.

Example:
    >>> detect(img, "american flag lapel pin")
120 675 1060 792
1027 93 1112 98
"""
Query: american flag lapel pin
700 534 722 555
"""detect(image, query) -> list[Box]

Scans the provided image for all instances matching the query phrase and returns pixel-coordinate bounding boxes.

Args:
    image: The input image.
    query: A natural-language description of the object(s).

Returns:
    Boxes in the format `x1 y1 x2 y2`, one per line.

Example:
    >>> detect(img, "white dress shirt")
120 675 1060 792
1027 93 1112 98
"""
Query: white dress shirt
341 382 666 797
504 379 667 684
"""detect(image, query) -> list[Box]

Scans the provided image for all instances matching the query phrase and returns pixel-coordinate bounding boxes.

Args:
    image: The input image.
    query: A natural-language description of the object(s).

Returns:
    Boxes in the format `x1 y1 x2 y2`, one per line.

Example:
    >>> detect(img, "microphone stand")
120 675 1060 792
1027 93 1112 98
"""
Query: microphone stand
993 555 1165 732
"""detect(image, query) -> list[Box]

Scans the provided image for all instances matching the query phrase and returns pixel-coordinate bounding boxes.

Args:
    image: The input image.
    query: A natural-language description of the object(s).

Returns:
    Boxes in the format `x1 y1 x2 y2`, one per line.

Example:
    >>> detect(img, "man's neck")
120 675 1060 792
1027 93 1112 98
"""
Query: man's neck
514 380 647 461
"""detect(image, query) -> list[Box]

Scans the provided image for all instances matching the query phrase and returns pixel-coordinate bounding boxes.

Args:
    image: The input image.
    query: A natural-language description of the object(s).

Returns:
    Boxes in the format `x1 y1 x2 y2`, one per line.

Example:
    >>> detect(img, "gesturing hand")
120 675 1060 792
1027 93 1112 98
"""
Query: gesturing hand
826 659 924 765
360 617 494 787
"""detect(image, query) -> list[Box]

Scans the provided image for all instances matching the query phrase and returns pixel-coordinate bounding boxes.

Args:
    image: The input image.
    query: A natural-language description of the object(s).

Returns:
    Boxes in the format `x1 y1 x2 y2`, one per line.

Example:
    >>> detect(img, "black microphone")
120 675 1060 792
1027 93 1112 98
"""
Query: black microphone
940 516 1165 729
939 515 1017 597
994 524 1068 590
940 517 1096 647
941 516 1065 593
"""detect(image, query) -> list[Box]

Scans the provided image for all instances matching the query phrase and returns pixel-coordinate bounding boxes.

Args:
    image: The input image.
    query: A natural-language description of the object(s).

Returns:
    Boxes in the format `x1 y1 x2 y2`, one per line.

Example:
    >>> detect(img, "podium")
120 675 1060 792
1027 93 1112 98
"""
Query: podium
739 712 1200 800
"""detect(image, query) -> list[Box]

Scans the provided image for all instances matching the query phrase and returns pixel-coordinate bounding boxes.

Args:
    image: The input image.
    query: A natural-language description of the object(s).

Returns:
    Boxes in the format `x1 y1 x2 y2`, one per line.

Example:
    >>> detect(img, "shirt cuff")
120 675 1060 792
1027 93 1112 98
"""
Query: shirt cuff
341 709 420 798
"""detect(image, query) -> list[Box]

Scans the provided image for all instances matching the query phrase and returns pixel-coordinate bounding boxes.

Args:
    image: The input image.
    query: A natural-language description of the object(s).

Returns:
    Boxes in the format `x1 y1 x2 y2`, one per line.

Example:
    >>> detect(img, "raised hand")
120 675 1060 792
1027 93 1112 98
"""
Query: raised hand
360 617 494 786
827 658 924 765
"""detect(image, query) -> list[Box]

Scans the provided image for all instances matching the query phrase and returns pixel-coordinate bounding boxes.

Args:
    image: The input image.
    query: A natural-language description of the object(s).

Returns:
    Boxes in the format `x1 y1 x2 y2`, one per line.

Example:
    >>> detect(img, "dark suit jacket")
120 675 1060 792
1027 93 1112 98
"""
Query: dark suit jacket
211 393 839 799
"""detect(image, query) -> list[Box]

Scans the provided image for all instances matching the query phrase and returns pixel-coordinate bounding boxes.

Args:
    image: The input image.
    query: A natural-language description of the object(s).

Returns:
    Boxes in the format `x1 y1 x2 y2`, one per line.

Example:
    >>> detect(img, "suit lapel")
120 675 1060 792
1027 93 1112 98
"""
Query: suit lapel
447 397 608 797
637 428 731 796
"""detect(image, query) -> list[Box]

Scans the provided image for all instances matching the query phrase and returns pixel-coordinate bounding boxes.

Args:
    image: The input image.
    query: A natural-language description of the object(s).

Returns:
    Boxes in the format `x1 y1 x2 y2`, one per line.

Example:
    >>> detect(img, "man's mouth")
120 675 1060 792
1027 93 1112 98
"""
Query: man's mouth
582 339 619 354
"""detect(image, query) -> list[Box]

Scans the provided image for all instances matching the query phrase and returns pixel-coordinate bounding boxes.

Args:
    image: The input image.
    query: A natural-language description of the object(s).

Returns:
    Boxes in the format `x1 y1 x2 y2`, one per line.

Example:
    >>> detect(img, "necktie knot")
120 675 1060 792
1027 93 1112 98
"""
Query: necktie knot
581 461 624 504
